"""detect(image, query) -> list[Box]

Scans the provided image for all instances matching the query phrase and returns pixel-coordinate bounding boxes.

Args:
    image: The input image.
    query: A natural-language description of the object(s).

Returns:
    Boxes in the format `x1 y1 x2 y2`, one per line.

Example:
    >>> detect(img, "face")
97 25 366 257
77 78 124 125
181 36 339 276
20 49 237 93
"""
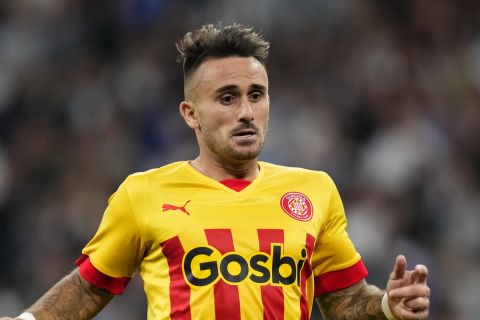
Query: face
180 56 270 163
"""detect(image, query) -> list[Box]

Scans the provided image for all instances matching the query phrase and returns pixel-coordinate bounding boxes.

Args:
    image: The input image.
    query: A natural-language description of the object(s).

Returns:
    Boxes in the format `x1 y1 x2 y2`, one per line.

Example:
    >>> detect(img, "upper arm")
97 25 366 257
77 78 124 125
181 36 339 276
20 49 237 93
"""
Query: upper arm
81 179 145 279
312 175 367 296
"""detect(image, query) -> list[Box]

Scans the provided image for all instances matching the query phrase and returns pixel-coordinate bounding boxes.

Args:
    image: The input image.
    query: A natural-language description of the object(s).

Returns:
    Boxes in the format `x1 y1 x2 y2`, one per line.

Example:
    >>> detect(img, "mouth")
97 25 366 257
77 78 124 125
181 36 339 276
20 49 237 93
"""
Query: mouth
232 129 257 138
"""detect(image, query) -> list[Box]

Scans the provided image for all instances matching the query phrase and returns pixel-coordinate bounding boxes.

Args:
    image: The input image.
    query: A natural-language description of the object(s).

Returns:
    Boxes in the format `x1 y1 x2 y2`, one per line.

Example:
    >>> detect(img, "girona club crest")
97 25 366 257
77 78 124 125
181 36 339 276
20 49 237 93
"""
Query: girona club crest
280 192 313 221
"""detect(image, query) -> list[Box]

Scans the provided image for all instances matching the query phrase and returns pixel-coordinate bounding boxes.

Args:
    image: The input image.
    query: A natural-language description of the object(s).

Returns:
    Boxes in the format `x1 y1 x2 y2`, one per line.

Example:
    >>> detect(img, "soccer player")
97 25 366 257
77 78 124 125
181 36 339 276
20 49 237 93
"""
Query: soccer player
1 24 430 320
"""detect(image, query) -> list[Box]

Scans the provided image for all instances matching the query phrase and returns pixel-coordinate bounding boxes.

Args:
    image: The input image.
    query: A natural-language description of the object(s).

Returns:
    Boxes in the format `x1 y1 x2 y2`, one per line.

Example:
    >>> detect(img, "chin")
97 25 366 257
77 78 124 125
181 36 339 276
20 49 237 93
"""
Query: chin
229 148 262 161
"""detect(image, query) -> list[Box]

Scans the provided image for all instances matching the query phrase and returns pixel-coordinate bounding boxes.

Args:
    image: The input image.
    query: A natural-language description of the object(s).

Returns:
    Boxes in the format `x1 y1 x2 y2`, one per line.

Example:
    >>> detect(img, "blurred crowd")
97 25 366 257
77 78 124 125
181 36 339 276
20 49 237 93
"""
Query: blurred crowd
0 0 479 319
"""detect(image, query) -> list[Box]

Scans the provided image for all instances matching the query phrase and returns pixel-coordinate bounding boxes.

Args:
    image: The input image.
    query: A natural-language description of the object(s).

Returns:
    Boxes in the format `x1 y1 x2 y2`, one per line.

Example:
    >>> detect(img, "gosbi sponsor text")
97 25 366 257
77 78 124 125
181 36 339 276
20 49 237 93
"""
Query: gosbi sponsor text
182 244 307 287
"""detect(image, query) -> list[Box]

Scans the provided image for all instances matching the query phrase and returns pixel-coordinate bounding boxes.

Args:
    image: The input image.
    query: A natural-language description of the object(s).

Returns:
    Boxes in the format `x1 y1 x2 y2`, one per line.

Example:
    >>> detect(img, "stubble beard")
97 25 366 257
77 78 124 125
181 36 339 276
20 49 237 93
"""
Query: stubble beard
226 139 264 161
204 130 266 163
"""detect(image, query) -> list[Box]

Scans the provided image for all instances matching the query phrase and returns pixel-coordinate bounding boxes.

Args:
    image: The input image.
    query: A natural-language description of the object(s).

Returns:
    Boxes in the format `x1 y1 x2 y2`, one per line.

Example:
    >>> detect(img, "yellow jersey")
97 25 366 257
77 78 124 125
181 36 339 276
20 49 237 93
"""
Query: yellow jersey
77 161 367 319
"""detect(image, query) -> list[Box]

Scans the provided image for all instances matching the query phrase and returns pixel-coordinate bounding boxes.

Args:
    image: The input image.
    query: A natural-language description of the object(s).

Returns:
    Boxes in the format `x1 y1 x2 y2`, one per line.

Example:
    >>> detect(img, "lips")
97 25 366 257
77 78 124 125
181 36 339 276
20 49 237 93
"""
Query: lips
232 129 257 137
232 123 259 136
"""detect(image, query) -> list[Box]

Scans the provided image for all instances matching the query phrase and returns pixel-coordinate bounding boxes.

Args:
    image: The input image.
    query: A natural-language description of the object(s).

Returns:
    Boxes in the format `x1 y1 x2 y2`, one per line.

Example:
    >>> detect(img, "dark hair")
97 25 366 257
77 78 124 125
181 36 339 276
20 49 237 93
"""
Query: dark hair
176 23 270 80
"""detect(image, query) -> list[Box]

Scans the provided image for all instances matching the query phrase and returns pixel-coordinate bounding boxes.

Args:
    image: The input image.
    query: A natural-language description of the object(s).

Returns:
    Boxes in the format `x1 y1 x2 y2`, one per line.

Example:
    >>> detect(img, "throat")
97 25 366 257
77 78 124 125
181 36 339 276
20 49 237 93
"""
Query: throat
189 157 260 181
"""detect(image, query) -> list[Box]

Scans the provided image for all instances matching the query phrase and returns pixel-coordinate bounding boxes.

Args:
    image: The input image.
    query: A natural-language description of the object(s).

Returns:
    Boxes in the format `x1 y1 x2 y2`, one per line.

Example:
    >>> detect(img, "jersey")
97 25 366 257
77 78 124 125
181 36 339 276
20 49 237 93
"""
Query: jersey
77 161 367 319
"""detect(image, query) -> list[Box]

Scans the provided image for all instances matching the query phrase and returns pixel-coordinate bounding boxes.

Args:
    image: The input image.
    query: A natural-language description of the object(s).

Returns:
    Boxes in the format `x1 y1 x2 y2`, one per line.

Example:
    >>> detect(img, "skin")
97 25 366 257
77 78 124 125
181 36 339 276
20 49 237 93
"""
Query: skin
1 57 430 320
179 56 270 181
0 269 112 320
317 255 430 320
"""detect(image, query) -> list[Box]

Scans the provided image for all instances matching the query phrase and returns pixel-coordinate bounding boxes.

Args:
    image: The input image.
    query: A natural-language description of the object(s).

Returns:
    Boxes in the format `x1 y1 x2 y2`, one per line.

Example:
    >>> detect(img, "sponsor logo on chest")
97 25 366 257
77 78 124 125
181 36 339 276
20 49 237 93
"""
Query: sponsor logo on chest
182 244 307 287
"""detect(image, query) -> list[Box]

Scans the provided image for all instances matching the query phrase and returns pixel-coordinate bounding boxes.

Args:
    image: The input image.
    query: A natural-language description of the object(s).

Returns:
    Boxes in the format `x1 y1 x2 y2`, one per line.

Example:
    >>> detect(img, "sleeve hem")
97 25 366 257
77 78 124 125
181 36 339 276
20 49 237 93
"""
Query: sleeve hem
76 254 131 295
314 259 368 296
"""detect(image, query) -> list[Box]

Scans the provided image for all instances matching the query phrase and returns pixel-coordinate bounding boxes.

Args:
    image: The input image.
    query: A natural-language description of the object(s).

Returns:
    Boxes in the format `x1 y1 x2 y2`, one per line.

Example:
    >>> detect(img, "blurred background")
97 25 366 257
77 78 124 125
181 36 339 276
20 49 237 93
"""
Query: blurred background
0 0 479 319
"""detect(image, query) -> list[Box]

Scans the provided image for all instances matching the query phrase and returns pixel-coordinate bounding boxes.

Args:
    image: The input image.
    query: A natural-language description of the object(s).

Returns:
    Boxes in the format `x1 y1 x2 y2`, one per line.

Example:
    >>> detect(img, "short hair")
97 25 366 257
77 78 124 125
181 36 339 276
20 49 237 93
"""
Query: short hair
176 23 270 80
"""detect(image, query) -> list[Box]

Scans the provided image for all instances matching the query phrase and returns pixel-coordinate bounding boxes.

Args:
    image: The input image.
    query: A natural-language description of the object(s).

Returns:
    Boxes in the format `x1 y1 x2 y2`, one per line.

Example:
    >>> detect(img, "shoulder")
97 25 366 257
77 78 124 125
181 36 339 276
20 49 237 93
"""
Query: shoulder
107 161 190 206
112 161 190 200
260 161 335 184
124 161 189 184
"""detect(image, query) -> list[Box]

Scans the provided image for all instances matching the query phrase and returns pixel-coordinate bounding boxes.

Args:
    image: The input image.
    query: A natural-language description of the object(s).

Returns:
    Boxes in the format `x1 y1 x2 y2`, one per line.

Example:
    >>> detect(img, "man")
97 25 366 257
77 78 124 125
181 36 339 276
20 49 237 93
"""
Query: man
2 24 430 320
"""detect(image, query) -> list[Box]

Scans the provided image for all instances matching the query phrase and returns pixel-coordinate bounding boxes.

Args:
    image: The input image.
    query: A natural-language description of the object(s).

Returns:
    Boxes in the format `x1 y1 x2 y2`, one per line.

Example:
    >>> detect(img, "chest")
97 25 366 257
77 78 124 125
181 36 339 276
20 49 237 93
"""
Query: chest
139 188 325 261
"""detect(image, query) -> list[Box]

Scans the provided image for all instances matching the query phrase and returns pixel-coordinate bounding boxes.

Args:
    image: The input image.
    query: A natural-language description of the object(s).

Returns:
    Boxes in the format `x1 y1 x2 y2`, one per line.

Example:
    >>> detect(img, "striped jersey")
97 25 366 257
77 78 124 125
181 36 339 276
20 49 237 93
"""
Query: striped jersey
77 161 367 319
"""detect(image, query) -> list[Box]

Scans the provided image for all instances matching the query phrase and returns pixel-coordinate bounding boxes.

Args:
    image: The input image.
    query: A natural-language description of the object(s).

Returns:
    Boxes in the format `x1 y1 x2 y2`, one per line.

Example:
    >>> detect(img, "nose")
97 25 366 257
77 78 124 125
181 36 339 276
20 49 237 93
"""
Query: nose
238 97 254 121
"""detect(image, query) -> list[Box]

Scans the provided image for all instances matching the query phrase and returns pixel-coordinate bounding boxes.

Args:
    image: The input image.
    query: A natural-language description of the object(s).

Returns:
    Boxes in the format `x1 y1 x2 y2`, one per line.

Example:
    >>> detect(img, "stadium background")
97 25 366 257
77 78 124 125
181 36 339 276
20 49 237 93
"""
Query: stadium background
0 1 479 319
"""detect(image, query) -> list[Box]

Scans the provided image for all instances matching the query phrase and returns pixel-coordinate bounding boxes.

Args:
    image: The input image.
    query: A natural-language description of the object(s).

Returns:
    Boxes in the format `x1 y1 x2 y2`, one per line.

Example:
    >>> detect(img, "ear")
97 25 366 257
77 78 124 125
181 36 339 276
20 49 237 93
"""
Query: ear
179 100 199 129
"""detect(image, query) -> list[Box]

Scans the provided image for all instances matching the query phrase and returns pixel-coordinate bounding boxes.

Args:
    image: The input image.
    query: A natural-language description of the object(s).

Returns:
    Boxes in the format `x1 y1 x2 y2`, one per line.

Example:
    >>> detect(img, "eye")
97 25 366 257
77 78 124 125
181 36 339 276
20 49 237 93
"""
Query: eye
219 94 236 105
249 91 263 102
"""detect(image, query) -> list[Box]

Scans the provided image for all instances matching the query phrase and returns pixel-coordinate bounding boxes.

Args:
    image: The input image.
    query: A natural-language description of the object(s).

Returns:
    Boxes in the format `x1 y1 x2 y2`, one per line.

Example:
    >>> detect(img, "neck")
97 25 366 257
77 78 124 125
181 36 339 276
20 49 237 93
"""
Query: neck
189 155 259 181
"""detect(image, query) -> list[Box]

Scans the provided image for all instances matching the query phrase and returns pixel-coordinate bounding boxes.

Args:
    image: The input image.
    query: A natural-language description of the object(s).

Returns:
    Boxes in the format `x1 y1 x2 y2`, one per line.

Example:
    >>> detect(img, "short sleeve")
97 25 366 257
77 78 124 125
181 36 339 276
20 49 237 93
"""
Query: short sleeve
311 175 368 295
80 179 145 278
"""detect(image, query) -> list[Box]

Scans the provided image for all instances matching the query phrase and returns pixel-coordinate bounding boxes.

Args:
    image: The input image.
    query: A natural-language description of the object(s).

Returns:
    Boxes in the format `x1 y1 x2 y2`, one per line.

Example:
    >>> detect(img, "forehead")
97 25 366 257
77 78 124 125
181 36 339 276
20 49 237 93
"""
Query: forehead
187 56 268 94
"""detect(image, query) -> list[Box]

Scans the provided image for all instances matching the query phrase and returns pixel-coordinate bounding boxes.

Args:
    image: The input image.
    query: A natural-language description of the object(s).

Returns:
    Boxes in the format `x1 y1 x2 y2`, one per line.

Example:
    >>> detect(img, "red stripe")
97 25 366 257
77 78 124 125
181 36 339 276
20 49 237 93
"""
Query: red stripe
299 234 315 319
75 255 131 295
160 236 192 320
314 259 368 296
205 229 241 320
257 229 284 320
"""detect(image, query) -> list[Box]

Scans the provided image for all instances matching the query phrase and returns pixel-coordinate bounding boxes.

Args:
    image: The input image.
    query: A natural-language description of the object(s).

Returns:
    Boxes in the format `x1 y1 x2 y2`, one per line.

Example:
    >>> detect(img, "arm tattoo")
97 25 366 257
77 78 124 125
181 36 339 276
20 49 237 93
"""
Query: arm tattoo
26 269 113 320
316 280 387 320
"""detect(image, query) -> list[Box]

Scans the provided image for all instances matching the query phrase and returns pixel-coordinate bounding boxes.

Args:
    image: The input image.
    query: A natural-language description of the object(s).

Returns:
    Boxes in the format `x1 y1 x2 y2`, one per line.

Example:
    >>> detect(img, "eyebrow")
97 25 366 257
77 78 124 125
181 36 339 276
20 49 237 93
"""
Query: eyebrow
249 84 267 92
214 84 267 95
215 85 239 95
